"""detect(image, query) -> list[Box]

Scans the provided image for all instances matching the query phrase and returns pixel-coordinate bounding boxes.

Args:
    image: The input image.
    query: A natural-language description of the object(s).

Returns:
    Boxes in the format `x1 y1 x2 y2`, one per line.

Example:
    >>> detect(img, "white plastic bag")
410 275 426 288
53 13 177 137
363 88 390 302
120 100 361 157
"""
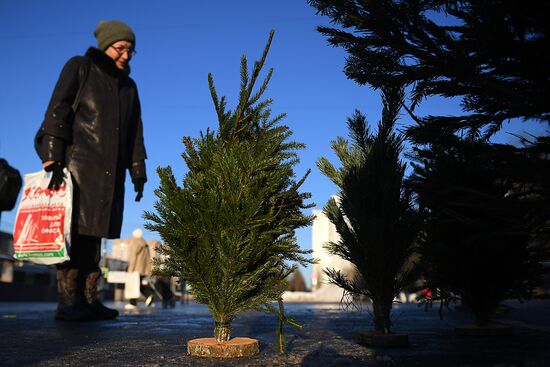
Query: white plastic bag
12 169 72 265
124 271 141 299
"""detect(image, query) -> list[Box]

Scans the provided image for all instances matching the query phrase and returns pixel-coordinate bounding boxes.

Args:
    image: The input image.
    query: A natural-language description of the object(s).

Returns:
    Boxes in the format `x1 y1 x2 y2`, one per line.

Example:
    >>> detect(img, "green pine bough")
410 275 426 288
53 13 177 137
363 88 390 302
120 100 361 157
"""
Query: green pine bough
144 31 314 352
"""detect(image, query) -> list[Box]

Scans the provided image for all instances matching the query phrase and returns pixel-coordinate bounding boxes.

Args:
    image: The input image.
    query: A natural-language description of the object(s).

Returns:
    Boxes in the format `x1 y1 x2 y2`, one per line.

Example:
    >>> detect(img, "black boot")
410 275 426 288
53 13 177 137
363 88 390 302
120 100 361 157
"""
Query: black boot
84 271 119 320
55 269 94 321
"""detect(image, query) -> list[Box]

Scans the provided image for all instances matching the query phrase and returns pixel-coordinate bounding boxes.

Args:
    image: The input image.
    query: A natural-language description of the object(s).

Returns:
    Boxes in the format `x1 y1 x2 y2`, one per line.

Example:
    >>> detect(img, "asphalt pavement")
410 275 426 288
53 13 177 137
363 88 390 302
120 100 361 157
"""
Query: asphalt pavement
1 299 549 366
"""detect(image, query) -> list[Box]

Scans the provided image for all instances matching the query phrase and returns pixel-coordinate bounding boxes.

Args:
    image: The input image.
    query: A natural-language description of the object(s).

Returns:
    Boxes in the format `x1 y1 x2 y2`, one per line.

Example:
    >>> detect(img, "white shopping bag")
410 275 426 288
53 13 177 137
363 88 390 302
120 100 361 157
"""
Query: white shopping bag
12 169 72 265
124 272 141 299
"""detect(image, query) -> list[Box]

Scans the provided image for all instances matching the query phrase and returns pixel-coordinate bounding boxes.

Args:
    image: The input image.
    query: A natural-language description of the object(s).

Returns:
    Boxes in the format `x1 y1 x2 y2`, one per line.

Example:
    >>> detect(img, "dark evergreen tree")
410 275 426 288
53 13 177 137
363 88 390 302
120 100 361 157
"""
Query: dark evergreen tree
410 136 549 326
145 31 314 343
308 0 550 140
310 0 550 323
317 86 422 333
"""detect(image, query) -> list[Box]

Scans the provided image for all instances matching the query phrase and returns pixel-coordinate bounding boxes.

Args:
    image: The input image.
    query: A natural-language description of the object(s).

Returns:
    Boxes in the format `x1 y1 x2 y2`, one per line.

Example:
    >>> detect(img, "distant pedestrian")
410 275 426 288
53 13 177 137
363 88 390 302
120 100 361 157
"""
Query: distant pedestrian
125 229 153 309
35 20 147 321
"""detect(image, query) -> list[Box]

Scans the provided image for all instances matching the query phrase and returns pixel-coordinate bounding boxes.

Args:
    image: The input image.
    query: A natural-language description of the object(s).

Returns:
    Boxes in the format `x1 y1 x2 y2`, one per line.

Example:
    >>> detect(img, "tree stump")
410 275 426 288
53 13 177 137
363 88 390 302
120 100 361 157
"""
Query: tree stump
357 331 409 347
455 325 513 336
188 337 260 358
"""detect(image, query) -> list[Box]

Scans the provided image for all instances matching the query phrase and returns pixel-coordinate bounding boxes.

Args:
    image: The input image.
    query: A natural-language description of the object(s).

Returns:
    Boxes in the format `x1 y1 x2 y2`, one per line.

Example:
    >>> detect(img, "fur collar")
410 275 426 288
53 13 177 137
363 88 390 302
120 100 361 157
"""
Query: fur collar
85 47 131 78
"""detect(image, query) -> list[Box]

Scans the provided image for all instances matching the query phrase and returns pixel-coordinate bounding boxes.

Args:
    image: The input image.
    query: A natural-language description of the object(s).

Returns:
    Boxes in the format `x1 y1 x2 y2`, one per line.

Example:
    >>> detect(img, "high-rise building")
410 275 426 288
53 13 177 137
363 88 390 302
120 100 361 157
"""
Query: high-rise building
311 208 356 291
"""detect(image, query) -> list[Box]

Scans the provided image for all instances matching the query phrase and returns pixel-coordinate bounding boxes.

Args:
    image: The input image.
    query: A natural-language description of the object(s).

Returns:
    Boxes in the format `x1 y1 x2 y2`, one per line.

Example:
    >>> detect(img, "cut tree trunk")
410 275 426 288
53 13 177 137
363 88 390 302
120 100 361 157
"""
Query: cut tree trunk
188 337 260 358
214 321 232 342
372 298 392 333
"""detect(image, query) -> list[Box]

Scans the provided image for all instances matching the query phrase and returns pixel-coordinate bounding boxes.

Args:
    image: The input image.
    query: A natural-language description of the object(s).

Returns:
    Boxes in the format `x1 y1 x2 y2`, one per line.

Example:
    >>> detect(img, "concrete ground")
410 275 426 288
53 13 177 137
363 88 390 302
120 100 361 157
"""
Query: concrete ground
0 299 549 366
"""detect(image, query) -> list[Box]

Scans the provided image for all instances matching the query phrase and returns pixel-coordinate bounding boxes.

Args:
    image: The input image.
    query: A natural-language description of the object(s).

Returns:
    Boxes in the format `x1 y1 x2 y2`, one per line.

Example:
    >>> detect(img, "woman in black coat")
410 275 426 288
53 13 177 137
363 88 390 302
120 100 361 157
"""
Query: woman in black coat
35 20 147 321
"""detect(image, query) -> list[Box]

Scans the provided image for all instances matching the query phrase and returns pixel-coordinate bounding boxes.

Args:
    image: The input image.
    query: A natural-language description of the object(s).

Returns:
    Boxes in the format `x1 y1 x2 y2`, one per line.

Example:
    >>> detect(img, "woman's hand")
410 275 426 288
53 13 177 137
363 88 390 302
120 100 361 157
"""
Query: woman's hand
44 161 65 190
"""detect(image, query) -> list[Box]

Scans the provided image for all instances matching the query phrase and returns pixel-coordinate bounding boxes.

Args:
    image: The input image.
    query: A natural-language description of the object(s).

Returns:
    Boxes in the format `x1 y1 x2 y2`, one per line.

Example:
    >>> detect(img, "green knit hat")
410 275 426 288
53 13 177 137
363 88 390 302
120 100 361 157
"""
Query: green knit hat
94 20 136 51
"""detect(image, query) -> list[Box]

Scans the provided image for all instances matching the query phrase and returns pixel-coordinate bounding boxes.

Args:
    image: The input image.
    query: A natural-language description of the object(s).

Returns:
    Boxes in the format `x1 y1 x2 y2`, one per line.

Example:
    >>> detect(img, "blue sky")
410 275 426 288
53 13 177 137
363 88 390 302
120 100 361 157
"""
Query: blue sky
0 1 546 283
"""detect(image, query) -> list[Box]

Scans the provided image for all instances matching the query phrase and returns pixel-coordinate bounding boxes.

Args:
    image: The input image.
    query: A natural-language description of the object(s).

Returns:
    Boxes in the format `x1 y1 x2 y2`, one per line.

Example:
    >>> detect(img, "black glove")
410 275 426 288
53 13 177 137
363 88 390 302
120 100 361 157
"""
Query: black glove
133 177 146 202
44 162 65 191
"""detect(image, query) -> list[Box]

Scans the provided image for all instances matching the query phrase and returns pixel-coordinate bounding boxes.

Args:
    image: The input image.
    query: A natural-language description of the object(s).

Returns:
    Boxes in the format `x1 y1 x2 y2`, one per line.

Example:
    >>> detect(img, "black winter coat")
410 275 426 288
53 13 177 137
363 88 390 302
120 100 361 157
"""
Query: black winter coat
35 47 147 239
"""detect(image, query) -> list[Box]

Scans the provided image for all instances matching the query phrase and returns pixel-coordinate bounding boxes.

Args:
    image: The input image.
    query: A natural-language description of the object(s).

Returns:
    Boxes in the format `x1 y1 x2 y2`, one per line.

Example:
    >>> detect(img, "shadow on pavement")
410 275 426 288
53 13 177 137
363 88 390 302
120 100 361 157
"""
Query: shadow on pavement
301 346 371 366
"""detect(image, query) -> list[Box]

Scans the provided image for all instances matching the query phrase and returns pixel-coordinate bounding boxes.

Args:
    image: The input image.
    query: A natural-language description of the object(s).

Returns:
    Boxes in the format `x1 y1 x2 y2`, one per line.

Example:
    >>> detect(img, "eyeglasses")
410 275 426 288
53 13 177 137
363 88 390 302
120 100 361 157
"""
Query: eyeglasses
110 45 137 57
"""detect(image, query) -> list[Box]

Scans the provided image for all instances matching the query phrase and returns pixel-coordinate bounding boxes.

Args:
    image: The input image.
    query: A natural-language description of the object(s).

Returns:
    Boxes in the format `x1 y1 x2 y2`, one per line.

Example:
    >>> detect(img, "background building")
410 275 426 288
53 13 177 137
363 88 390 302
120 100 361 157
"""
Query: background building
311 209 357 291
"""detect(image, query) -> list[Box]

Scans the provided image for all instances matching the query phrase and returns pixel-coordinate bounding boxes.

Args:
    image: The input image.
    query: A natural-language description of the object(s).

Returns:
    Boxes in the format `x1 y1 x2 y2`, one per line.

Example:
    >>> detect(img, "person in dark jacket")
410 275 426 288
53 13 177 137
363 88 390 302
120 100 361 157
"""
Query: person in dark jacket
35 20 147 321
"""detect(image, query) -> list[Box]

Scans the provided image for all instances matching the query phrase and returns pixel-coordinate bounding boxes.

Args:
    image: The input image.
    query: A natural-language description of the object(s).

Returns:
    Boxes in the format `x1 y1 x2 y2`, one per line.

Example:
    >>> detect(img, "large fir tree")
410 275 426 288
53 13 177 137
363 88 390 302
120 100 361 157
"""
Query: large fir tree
317 86 421 333
145 31 313 342
310 0 550 319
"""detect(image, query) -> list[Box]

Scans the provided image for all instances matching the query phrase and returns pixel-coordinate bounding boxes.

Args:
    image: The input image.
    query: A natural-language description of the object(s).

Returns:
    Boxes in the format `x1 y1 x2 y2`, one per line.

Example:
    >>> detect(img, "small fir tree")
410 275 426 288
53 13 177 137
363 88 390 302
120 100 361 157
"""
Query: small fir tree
317 86 422 333
145 31 313 344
